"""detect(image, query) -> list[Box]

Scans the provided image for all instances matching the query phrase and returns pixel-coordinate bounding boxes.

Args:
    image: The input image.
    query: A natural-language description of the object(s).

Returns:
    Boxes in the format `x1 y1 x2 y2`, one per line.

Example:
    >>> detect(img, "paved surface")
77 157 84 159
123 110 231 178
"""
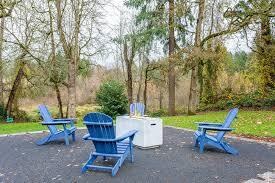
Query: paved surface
0 127 274 183
243 170 275 183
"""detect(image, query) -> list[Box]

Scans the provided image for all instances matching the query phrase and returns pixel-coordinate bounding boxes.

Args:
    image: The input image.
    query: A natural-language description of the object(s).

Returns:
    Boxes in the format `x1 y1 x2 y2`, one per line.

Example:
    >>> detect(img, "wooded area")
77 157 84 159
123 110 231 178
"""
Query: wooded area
0 0 274 121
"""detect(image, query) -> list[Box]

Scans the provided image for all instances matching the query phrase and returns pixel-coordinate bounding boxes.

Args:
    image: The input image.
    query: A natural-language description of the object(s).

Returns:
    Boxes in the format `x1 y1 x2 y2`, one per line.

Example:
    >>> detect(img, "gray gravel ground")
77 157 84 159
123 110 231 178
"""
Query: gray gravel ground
0 127 274 183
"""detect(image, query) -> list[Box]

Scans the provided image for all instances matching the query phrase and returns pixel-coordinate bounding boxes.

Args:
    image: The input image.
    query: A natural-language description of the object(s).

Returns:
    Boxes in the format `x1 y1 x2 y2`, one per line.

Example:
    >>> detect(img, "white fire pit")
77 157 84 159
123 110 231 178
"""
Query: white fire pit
116 116 163 149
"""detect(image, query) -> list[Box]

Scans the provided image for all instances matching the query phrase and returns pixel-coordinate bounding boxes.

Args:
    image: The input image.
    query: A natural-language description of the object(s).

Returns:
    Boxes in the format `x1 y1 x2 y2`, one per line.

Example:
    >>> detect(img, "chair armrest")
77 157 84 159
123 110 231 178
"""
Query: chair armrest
53 118 77 122
199 125 234 131
41 121 71 125
82 133 92 140
83 121 112 126
83 130 138 142
115 130 138 142
195 122 223 126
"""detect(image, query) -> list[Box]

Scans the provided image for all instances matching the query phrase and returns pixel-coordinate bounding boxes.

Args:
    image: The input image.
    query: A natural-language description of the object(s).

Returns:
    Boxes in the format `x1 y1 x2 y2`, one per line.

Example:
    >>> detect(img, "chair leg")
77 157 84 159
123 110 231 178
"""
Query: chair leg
64 131 69 145
72 132 76 142
130 140 134 163
222 142 238 155
130 146 134 163
82 154 97 173
36 135 51 145
62 124 69 145
199 140 204 153
194 137 199 148
199 130 206 153
112 159 121 176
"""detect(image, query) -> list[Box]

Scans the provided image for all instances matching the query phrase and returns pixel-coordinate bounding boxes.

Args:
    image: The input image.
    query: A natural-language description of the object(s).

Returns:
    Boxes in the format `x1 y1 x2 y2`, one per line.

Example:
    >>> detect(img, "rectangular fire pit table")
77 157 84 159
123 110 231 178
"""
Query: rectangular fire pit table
116 116 163 149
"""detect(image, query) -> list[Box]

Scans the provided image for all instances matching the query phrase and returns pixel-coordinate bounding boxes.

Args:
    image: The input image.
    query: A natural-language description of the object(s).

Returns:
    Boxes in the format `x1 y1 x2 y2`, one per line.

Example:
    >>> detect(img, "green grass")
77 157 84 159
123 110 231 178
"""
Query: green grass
0 110 274 137
0 122 85 135
163 110 275 137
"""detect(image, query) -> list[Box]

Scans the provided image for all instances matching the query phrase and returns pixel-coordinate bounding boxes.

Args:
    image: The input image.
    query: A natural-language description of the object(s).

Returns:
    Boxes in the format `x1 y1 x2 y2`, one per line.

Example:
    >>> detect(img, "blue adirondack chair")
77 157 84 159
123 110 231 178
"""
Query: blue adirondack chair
36 105 77 145
82 112 137 176
194 108 239 155
130 103 145 116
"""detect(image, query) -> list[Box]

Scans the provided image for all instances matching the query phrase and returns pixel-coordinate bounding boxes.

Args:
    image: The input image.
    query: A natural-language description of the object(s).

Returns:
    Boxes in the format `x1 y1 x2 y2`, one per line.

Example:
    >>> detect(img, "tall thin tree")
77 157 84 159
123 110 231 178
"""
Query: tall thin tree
168 0 176 115
187 0 205 114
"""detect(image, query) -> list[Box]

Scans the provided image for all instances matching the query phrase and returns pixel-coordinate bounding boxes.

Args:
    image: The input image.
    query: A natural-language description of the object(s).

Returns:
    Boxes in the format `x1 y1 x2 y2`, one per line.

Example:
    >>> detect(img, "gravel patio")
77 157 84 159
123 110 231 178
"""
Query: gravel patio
0 127 274 183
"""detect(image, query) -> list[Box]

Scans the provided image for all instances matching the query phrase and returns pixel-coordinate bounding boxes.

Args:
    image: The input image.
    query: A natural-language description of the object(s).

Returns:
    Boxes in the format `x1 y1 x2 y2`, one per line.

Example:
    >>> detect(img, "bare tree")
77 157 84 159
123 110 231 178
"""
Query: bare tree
187 0 205 114
0 1 20 107
143 64 149 110
54 0 83 118
6 54 26 117
3 1 36 117
136 52 144 102
47 0 64 118
123 36 136 104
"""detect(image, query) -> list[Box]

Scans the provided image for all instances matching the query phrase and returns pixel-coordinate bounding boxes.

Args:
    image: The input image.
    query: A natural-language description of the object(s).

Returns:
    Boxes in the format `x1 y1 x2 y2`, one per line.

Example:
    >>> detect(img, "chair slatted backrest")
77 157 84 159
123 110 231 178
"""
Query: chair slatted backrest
216 108 239 141
130 103 145 116
83 112 117 154
38 105 58 134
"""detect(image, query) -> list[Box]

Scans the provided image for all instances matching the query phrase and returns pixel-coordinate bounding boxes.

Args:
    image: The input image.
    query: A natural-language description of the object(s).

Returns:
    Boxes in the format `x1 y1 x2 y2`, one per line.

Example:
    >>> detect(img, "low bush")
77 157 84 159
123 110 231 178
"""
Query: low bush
76 105 98 117
13 110 37 122
0 104 6 121
148 107 187 117
96 80 128 118
148 109 168 117
198 91 275 111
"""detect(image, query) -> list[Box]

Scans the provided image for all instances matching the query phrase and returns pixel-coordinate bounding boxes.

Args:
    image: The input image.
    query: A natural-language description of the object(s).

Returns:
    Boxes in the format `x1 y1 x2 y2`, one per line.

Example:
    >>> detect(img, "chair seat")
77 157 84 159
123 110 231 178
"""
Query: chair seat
117 142 129 154
194 130 218 142
54 126 76 135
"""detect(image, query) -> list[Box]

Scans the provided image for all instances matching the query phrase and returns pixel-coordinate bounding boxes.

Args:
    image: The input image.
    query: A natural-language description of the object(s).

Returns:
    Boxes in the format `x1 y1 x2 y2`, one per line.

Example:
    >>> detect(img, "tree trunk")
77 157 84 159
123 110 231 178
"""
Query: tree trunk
0 18 4 106
188 66 198 114
137 81 142 102
65 104 69 118
6 61 26 117
54 83 64 118
143 67 149 112
187 0 205 114
136 59 143 102
159 89 163 110
67 56 77 117
55 0 79 118
168 0 176 116
123 41 133 104
126 63 133 104
48 1 64 118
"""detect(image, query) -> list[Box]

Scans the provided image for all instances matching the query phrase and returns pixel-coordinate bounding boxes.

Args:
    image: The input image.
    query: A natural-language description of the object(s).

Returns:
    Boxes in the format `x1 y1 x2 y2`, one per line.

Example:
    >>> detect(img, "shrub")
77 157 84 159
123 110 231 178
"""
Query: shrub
28 109 41 122
0 104 6 121
13 110 30 121
96 80 128 118
198 91 275 111
76 105 97 118
148 109 168 117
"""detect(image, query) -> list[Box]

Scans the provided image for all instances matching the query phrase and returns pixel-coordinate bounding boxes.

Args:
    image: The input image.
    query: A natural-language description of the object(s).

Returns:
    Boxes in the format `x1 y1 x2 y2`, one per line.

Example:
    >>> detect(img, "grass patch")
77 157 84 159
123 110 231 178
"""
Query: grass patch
0 110 274 137
1 122 47 135
163 110 275 137
0 122 85 135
